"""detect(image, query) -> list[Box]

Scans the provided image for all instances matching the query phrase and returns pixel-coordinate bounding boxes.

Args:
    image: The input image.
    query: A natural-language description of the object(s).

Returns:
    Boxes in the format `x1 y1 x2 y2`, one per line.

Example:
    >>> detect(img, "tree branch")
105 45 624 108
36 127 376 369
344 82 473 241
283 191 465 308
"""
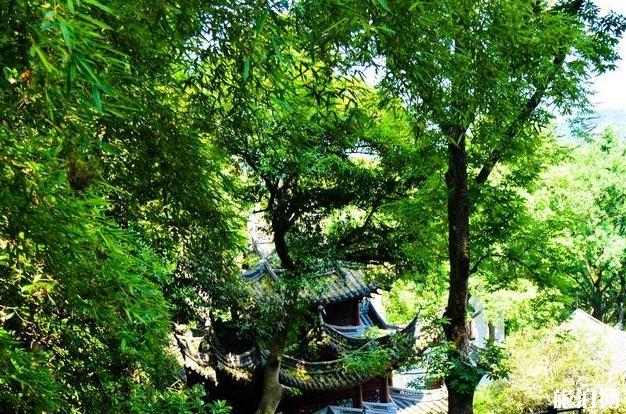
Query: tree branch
474 0 584 185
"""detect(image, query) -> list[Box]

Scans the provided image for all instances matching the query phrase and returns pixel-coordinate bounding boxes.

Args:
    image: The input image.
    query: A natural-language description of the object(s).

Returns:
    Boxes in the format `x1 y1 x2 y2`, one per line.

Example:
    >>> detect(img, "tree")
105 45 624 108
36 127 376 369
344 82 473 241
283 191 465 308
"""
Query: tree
182 5 436 410
0 1 240 411
530 129 626 326
295 0 626 412
214 80 425 413
474 324 626 414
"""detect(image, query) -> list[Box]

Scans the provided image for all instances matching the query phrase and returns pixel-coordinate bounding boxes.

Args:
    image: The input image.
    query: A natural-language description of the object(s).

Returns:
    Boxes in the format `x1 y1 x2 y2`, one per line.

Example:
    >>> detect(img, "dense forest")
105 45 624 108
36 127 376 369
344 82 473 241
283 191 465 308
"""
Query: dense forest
1 1 626 414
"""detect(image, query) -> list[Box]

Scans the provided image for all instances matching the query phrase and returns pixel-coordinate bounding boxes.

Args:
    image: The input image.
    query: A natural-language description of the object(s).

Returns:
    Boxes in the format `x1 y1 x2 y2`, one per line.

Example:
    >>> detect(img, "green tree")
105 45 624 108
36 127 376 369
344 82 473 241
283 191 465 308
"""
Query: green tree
0 1 239 411
184 5 436 410
475 327 626 414
215 81 425 414
530 129 626 326
296 1 626 412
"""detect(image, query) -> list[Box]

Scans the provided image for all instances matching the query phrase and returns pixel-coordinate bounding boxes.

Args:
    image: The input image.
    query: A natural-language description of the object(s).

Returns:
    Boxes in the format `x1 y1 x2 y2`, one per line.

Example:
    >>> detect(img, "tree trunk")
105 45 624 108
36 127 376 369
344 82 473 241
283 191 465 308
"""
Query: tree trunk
487 321 496 345
255 323 289 414
446 386 475 414
254 352 284 414
617 273 625 330
254 223 294 414
591 270 604 321
591 302 604 321
443 132 473 414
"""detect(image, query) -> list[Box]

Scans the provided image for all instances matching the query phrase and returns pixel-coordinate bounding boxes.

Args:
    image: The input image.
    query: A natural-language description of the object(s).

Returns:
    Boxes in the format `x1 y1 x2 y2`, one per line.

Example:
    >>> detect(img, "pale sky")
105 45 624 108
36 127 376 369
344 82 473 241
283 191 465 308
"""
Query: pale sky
591 0 626 111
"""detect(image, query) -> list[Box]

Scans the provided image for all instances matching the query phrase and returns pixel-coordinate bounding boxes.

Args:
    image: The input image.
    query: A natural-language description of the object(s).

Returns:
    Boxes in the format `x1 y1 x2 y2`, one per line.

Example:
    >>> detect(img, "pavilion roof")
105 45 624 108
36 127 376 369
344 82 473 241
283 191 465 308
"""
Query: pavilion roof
242 260 378 305
311 387 448 414
188 315 431 392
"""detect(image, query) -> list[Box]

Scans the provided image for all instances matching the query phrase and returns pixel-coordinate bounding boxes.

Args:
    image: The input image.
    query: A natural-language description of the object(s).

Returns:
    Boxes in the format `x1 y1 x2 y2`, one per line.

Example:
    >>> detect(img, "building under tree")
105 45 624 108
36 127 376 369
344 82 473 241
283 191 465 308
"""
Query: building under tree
173 218 448 413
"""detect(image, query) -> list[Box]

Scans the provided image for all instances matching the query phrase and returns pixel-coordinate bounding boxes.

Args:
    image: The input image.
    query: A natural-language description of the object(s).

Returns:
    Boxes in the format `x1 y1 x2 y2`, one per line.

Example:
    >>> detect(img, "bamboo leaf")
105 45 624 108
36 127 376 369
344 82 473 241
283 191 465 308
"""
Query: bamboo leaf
76 57 101 85
242 57 251 80
30 45 54 72
83 0 113 14
255 11 269 34
60 23 73 50
91 87 102 112
378 0 391 11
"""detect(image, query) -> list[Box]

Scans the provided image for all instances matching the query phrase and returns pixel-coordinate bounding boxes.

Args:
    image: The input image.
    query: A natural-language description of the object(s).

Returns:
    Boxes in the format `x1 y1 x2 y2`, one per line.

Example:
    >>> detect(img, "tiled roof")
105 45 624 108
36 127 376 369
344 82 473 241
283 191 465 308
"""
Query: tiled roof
171 324 216 383
310 388 448 414
320 299 400 349
196 316 431 392
243 213 377 304
280 318 429 391
242 261 378 305
278 353 375 391
391 387 448 414
173 260 435 393
313 402 399 414
322 314 419 353
360 299 400 330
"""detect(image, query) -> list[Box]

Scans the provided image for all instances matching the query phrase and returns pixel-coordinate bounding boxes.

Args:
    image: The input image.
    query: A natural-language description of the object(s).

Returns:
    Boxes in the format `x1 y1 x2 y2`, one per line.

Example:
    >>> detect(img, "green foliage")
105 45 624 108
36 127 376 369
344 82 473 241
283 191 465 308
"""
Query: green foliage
125 384 208 414
201 30 427 346
2 0 625 413
206 400 233 414
420 340 510 395
343 345 395 378
382 278 447 325
0 108 191 411
471 278 571 333
475 328 626 414
0 0 240 412
0 328 58 412
527 129 626 324
296 2 625 409
295 0 626 311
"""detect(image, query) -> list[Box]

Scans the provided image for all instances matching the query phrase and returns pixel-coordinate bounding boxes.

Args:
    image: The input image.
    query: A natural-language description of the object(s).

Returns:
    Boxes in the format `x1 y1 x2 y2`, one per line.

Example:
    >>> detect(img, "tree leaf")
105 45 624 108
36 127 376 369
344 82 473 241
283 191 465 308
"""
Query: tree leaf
30 45 54 72
91 87 102 112
84 0 113 14
378 0 391 11
242 57 251 80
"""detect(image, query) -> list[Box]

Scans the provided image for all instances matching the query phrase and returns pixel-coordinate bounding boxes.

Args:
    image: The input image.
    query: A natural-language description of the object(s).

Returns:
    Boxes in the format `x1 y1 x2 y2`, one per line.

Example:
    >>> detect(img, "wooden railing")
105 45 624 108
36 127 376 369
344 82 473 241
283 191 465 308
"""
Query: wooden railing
363 401 397 413
312 402 398 414
534 407 583 414
389 386 447 402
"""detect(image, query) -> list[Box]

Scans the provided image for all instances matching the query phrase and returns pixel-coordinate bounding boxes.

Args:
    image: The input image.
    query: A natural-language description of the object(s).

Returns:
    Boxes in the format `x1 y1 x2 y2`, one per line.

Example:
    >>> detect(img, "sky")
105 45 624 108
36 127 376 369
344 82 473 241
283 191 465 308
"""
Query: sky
591 0 626 111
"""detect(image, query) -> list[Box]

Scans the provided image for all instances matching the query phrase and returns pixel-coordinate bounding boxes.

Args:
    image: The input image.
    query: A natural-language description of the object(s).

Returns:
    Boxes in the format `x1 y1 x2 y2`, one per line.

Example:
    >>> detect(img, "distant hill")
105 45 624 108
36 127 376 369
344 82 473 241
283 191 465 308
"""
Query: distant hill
588 109 626 134
556 109 626 140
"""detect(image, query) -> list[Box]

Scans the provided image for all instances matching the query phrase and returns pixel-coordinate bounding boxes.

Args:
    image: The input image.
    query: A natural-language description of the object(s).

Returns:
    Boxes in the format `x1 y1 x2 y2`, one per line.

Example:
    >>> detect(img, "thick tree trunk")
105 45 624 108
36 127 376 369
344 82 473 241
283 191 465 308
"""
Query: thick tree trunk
254 223 293 414
443 132 473 414
255 318 290 414
446 386 475 414
254 352 284 414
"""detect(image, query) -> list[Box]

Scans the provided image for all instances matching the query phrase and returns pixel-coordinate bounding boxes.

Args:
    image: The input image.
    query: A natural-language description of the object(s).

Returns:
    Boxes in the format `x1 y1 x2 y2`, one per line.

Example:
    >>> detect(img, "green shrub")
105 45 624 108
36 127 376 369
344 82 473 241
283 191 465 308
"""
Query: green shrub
475 328 626 414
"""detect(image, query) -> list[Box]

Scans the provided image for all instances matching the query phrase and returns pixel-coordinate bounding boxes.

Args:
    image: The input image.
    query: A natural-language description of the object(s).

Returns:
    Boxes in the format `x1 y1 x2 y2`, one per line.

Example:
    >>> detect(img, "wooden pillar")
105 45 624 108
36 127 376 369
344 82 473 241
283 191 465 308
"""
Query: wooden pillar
354 300 361 326
355 384 363 408
382 377 390 403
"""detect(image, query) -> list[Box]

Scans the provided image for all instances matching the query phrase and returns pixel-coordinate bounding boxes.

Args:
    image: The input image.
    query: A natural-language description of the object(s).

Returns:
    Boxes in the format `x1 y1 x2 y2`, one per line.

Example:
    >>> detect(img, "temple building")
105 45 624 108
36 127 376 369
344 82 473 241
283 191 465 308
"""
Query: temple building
172 216 448 413
173 259 450 413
